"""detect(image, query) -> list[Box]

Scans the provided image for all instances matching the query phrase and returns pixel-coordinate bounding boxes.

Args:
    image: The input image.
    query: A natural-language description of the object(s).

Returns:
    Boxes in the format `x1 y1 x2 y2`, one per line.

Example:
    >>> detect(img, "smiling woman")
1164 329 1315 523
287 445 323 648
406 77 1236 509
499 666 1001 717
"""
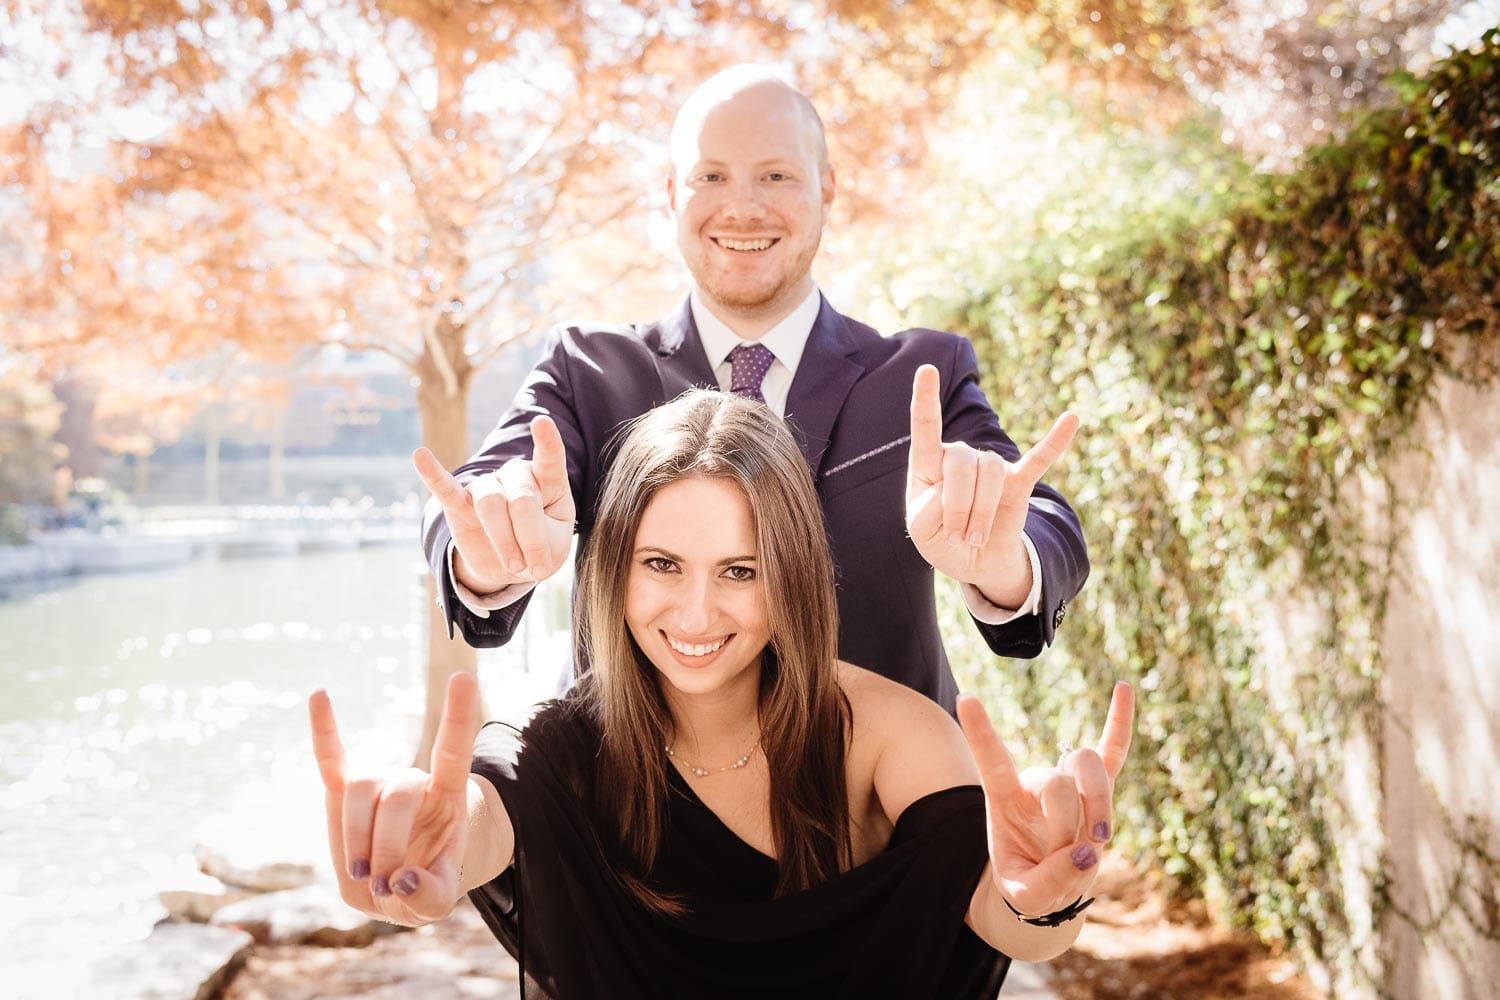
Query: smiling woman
309 389 1135 999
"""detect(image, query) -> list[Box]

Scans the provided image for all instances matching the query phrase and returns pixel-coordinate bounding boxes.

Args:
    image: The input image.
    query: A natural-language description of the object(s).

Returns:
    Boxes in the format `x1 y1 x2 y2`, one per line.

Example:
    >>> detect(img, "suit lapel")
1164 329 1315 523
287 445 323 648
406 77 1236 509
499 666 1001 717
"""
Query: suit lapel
648 298 718 397
785 298 868 477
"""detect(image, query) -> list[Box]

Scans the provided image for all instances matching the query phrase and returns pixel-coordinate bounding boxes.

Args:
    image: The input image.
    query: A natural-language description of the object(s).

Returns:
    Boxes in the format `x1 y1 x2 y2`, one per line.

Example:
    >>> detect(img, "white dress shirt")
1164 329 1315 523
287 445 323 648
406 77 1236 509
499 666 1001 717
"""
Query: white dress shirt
451 284 1043 625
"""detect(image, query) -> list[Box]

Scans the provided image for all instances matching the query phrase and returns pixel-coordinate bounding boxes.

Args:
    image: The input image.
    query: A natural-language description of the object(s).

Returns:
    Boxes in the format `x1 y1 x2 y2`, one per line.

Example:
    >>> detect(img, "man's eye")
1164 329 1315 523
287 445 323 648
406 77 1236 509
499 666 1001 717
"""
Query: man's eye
697 172 723 183
766 172 788 182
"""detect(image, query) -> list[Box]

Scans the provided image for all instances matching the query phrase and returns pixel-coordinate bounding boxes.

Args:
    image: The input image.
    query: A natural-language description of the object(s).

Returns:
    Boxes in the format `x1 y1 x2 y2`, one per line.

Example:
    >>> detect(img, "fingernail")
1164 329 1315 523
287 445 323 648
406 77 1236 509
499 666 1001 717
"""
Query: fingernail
947 532 963 546
968 531 984 546
1093 821 1111 842
372 874 392 897
505 559 524 574
1071 844 1098 871
393 871 420 896
350 858 370 880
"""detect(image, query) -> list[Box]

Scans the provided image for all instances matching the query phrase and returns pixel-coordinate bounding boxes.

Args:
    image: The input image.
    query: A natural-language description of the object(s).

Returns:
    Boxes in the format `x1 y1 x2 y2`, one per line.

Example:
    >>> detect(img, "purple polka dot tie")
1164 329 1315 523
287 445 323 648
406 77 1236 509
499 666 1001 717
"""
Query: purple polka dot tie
728 343 774 405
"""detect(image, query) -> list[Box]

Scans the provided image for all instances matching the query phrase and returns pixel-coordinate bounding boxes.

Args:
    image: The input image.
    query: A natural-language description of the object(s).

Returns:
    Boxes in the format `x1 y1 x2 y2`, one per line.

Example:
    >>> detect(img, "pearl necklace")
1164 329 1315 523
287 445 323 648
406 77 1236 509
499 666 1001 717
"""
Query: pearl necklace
664 737 760 778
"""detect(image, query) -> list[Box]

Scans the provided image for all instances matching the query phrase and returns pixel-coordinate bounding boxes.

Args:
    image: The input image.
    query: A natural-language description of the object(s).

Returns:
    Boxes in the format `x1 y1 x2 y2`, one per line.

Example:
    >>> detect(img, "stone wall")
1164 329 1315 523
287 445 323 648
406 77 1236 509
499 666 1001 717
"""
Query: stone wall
1380 374 1500 999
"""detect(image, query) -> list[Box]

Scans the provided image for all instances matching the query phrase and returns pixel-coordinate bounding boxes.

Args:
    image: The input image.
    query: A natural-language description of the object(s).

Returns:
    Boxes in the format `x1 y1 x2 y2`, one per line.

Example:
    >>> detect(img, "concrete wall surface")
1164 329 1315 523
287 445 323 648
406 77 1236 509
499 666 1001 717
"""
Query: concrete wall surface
1380 374 1500 1000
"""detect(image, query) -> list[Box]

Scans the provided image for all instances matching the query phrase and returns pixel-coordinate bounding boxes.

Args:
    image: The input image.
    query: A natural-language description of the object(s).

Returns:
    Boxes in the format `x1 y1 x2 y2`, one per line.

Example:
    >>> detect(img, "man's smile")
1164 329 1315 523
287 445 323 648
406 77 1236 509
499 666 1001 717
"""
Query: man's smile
713 237 778 252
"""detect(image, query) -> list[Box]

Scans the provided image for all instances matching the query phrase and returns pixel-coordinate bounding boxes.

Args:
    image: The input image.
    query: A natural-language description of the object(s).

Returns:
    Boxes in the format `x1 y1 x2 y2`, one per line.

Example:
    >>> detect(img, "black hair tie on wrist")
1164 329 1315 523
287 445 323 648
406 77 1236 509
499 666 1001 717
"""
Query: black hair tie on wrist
1004 894 1095 927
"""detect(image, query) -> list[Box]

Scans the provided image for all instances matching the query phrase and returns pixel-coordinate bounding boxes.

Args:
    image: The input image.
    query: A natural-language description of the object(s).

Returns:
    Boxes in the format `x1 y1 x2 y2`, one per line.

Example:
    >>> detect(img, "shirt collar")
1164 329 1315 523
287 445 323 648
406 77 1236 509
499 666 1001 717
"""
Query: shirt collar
690 284 821 375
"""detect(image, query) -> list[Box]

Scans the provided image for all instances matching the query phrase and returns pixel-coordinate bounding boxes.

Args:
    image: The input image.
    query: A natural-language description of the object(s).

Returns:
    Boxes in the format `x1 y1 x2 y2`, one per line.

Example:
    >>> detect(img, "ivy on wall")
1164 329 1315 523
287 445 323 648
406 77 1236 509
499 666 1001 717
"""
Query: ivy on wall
937 29 1498 987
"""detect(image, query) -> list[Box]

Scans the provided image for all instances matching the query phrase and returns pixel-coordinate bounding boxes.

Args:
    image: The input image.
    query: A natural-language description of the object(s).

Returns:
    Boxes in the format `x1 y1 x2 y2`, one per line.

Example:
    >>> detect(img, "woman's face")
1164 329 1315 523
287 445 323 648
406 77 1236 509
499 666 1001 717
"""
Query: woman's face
624 476 771 703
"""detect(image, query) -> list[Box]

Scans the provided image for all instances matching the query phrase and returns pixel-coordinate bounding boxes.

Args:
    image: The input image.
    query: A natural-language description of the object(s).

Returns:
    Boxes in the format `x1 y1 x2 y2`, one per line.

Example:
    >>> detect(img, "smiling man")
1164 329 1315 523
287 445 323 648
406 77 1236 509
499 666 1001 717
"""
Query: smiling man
417 65 1089 712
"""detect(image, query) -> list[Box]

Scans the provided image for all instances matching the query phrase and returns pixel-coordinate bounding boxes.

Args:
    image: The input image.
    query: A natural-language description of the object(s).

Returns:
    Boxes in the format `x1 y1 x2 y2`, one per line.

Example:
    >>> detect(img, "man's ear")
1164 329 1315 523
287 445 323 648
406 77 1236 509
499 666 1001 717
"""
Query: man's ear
822 165 836 213
666 172 679 212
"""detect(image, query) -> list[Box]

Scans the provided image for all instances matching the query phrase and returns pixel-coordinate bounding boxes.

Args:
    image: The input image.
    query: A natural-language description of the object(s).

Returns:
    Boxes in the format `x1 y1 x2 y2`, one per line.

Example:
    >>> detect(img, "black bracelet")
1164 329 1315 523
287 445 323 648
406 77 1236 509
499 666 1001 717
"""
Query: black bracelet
1003 894 1095 928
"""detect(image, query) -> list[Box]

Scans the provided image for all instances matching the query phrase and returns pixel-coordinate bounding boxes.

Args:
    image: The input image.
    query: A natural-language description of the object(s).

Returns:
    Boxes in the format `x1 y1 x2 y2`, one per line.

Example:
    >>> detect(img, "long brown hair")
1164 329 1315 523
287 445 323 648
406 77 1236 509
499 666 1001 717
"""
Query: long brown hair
575 390 850 912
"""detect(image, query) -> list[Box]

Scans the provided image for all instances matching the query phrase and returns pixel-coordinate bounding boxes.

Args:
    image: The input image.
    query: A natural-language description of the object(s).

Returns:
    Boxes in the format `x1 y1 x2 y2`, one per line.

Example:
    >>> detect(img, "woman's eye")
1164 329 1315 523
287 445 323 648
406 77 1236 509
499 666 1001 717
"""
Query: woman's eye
724 565 756 582
644 557 677 573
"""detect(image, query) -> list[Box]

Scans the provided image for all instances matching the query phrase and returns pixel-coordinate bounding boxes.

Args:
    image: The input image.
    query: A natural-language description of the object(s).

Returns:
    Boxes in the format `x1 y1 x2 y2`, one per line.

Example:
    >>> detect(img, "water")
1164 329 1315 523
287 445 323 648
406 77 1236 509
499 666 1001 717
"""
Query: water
0 544 568 994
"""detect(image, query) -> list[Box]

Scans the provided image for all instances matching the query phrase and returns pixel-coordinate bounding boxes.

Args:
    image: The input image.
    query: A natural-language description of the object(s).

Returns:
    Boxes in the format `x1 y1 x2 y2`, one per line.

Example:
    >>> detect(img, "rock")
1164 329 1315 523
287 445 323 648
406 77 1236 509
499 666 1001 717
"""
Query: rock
211 884 403 947
160 870 260 923
194 838 317 893
88 922 253 1000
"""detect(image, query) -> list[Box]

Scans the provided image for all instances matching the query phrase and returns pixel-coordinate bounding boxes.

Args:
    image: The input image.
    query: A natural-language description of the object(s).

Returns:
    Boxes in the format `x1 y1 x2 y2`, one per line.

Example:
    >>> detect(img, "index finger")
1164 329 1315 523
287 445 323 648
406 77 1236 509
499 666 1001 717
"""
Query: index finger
907 365 945 486
527 416 570 504
412 447 471 510
428 671 480 795
956 694 1023 801
1095 682 1135 779
308 688 348 792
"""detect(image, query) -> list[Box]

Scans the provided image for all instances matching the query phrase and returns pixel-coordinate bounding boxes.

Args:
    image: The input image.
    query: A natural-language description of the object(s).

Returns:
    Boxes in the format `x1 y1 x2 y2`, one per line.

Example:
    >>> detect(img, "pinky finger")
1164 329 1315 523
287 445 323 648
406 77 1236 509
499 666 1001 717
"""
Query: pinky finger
389 857 462 922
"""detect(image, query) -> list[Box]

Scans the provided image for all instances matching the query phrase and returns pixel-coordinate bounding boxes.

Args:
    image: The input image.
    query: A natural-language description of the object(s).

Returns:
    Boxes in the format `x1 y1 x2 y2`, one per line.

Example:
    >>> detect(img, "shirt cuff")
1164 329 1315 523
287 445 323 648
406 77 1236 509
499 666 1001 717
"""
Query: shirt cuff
961 531 1043 625
447 542 536 618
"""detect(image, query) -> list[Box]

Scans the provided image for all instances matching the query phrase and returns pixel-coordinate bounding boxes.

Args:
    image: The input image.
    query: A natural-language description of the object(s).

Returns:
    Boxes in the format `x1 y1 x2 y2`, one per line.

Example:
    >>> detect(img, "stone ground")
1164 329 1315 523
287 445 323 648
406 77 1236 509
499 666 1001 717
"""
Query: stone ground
221 856 1322 999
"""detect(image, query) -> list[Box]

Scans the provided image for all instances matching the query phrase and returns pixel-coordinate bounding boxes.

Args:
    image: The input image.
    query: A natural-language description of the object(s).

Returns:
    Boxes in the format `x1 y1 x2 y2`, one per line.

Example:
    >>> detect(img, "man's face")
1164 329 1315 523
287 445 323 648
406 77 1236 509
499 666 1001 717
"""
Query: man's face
668 83 834 333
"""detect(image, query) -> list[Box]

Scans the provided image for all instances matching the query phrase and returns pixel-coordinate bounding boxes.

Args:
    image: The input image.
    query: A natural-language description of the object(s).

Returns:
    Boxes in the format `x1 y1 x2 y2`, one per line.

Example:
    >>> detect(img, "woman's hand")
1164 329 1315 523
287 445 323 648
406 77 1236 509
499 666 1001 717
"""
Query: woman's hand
309 671 480 926
957 682 1134 918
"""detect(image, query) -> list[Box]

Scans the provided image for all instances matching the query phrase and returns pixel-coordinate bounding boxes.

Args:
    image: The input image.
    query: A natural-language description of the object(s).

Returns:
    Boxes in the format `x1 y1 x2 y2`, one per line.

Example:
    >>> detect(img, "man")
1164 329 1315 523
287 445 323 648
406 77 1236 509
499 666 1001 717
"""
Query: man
416 65 1088 712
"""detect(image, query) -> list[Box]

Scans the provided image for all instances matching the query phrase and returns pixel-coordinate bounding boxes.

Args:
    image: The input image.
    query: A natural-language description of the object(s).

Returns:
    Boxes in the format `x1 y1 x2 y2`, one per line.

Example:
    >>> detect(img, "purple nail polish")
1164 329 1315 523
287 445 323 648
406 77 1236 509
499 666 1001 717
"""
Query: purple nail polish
1071 844 1098 871
372 874 392 897
350 858 370 880
393 871 420 896
1093 821 1111 842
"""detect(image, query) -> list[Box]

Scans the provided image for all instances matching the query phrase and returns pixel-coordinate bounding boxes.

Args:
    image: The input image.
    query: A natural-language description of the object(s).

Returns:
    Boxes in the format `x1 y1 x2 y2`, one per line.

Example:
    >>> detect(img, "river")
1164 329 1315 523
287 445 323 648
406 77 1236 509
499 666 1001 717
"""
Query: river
0 543 568 995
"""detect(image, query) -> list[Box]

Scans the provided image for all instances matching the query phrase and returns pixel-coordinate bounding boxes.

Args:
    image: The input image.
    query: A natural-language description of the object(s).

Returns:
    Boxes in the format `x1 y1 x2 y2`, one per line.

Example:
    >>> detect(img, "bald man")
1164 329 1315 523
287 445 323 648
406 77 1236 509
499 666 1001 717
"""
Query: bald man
417 65 1088 712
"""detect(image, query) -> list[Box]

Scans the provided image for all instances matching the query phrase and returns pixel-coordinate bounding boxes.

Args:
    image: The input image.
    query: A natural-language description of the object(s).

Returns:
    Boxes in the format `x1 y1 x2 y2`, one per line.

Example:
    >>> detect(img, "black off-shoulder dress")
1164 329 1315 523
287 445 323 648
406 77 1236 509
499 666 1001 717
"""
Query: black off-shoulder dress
468 697 1011 999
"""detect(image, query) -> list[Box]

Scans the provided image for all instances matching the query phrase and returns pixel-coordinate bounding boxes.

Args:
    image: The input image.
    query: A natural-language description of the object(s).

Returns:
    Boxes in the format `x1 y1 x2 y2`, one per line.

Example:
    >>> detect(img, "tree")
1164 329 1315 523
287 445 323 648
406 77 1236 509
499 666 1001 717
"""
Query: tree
4 0 997 760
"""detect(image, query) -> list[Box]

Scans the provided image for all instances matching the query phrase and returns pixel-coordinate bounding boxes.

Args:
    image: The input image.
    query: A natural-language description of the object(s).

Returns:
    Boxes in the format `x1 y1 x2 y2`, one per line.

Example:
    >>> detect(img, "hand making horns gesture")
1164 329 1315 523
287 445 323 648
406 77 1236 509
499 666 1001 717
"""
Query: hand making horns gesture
309 672 488 926
413 415 576 593
905 364 1079 605
957 683 1135 917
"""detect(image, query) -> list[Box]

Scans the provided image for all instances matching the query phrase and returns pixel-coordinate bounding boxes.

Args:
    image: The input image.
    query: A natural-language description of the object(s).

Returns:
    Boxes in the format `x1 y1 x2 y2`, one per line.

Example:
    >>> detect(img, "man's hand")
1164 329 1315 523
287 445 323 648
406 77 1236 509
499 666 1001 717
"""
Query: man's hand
957 683 1134 917
310 672 480 925
414 416 576 593
905 365 1078 608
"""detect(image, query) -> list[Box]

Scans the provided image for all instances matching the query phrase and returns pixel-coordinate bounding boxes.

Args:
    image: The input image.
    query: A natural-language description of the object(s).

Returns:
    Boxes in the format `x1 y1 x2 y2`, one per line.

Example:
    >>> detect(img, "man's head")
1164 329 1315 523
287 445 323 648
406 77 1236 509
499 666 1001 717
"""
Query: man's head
667 66 835 336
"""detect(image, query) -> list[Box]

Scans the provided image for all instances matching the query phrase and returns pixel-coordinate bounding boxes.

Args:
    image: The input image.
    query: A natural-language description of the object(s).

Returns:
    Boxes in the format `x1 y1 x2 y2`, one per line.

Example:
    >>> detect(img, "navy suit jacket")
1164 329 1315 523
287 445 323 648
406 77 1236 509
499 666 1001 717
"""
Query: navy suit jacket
424 297 1088 711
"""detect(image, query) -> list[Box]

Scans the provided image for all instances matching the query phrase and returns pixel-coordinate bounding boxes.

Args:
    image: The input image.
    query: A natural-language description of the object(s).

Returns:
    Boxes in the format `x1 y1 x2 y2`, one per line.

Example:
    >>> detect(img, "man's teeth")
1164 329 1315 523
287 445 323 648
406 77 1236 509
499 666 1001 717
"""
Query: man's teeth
667 635 727 656
717 238 773 252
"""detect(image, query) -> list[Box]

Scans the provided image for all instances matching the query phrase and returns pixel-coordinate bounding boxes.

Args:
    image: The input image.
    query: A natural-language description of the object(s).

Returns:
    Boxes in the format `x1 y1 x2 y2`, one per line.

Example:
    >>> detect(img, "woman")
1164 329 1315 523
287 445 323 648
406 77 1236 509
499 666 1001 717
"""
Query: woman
310 390 1133 999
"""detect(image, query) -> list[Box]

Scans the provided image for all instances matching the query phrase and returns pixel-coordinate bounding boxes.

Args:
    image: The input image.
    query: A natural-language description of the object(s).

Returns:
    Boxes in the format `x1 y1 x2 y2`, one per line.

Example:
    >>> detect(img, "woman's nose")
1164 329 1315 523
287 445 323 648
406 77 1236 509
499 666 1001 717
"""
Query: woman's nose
675 576 715 634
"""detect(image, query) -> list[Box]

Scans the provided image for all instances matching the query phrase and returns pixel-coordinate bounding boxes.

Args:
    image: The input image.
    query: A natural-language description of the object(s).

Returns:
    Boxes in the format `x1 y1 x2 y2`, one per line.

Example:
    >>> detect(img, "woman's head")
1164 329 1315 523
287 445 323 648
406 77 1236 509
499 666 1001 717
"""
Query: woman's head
578 389 839 722
577 390 850 903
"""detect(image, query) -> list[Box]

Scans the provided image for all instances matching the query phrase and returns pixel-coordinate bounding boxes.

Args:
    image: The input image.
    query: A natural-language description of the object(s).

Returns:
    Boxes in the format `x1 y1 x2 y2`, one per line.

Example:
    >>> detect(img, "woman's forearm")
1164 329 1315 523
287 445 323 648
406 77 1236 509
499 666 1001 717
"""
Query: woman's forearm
459 774 514 895
966 864 1086 963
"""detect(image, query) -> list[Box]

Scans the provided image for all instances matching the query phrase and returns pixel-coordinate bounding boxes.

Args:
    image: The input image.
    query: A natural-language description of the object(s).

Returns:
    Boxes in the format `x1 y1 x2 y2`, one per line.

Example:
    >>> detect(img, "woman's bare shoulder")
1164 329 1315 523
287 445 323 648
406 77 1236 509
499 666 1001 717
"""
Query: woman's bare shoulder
837 660 979 822
837 660 953 729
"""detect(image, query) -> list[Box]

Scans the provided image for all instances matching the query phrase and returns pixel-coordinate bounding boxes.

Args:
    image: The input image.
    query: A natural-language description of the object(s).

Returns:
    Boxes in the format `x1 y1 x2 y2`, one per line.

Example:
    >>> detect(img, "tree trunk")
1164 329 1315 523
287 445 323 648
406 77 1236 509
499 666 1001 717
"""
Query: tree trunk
411 327 481 767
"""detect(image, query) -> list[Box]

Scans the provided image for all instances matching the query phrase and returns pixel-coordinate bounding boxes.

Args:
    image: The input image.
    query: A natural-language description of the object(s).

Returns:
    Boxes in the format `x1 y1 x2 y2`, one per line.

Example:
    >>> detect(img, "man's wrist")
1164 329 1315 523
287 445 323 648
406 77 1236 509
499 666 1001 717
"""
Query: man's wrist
968 530 1044 616
972 549 1033 609
451 545 520 594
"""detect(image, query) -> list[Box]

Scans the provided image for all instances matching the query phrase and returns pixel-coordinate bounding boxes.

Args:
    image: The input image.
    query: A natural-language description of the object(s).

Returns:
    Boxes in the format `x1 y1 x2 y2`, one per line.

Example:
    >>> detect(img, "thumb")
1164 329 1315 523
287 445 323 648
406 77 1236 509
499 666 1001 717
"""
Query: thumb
388 856 463 921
